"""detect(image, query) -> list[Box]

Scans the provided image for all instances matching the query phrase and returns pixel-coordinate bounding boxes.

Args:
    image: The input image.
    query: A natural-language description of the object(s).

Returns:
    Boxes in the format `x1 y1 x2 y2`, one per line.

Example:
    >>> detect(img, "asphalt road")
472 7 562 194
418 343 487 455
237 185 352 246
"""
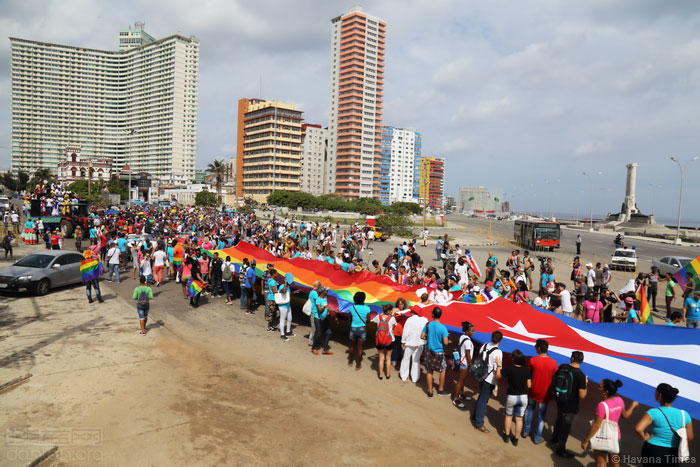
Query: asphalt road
445 214 699 273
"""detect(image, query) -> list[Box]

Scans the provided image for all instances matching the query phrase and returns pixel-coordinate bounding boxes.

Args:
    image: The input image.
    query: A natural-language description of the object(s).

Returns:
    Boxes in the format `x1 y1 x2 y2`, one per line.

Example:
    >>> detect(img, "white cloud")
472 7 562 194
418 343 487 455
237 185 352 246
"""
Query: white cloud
574 140 612 156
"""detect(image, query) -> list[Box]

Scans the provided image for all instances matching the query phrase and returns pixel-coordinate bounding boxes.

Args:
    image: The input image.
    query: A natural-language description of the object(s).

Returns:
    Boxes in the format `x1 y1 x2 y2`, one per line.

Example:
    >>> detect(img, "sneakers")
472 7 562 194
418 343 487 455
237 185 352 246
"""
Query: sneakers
280 335 289 342
453 399 466 409
267 327 275 332
322 350 333 355
97 298 104 303
311 349 319 355
475 426 490 433
286 333 295 337
88 298 94 304
510 435 518 447
437 390 450 396
532 438 545 445
427 392 434 398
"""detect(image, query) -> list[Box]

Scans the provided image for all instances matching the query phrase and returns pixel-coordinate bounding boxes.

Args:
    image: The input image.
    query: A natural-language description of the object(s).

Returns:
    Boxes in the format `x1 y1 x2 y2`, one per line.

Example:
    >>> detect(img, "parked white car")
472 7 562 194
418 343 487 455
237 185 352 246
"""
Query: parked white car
610 248 637 272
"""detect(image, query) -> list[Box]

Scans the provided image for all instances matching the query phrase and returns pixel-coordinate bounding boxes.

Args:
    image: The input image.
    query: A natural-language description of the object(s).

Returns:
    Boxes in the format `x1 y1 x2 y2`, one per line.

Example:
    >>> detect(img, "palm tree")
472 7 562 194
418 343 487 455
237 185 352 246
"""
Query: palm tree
205 159 226 205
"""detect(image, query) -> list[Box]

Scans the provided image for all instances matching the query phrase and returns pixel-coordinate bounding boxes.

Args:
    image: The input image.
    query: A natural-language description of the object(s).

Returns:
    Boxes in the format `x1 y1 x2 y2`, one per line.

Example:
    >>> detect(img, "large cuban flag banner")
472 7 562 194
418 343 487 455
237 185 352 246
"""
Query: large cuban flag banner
204 242 700 419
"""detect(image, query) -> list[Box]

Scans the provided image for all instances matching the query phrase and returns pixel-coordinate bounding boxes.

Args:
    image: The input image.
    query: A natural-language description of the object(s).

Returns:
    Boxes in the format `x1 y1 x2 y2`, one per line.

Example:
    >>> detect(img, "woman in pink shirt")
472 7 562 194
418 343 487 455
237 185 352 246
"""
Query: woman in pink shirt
581 379 639 467
583 292 604 323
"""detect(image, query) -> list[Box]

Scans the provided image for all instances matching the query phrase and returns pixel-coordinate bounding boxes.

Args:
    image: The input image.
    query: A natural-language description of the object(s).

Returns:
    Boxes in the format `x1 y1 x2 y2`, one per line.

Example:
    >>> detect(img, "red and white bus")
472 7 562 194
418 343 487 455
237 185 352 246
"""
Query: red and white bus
514 220 561 250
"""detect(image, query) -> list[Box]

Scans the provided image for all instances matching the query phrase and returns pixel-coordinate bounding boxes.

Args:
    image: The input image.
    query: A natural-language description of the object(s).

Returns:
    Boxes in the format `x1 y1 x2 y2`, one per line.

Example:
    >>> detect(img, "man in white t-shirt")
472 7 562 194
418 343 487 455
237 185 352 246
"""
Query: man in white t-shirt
554 282 574 316
471 331 503 432
429 279 451 305
422 228 429 246
455 257 470 286
586 263 595 288
106 243 121 283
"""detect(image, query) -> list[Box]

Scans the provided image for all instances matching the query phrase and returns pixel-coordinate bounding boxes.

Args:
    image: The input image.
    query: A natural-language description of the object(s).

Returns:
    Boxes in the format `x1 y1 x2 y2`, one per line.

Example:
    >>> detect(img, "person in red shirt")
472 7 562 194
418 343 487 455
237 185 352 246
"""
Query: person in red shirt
49 230 60 250
522 338 559 444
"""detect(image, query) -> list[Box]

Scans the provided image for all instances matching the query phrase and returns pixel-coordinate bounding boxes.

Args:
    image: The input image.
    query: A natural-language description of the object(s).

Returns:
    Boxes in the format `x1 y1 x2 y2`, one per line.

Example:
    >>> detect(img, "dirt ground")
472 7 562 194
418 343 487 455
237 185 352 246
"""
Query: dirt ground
0 227 696 466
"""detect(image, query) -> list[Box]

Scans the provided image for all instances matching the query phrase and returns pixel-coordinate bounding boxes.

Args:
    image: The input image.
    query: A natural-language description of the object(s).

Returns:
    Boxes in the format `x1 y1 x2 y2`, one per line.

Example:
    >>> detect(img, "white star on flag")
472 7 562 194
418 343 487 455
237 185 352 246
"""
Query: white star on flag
489 318 555 340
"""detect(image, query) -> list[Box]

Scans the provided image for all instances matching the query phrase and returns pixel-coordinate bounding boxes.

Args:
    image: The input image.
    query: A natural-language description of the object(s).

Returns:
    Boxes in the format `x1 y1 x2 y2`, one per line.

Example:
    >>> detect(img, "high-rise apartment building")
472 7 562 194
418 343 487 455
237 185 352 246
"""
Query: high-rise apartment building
10 24 199 182
300 124 329 196
378 126 421 205
328 6 386 198
118 22 155 51
419 157 445 211
238 99 303 202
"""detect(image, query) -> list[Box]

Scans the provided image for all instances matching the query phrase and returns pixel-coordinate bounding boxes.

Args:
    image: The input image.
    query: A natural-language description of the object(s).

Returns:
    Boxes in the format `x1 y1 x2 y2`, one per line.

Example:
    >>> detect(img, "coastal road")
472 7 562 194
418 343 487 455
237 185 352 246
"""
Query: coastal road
445 214 699 272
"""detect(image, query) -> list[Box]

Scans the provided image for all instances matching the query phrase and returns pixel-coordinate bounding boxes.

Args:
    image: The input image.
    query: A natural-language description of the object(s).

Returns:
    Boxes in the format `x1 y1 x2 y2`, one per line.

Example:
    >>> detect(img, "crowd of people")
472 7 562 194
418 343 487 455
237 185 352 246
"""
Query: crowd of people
3 198 696 465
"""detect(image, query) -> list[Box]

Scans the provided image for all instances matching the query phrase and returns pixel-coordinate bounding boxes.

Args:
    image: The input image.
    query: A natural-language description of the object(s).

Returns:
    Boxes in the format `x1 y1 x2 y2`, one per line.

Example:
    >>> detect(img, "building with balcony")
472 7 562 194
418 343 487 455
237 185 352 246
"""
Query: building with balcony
419 157 445 211
237 100 303 202
10 23 199 183
328 7 386 198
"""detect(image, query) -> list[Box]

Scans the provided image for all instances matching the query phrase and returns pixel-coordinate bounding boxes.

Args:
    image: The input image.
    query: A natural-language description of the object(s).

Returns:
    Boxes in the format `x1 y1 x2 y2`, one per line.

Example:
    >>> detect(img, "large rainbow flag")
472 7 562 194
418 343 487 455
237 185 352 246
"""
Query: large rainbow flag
201 241 700 418
80 258 104 283
673 255 700 291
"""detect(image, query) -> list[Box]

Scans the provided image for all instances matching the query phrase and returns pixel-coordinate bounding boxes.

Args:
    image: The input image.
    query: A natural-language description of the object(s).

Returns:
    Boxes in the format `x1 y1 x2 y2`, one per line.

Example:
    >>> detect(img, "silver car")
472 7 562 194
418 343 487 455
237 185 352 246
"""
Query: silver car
0 250 84 295
651 256 693 277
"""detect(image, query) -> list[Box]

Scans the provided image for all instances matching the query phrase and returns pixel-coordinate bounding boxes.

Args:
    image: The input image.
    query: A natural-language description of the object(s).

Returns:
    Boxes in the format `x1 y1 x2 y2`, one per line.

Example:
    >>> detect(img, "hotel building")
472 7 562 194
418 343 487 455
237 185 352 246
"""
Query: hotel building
237 99 303 202
328 6 386 198
10 23 199 182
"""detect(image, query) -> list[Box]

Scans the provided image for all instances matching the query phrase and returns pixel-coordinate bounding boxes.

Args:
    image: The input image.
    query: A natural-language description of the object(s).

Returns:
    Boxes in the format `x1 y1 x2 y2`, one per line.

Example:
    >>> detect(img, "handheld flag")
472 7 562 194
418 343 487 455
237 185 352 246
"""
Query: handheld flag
673 256 700 291
636 284 654 324
466 253 481 278
186 278 204 297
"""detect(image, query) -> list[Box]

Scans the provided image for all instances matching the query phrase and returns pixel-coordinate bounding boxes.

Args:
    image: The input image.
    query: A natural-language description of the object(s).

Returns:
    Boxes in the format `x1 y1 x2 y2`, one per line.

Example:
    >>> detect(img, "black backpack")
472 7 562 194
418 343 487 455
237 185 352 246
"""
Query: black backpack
137 289 150 306
470 344 497 383
552 365 576 403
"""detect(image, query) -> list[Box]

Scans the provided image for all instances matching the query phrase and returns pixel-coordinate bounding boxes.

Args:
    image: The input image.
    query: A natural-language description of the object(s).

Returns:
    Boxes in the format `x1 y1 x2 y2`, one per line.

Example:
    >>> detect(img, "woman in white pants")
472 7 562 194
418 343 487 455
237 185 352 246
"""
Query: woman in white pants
399 306 429 383
276 273 294 341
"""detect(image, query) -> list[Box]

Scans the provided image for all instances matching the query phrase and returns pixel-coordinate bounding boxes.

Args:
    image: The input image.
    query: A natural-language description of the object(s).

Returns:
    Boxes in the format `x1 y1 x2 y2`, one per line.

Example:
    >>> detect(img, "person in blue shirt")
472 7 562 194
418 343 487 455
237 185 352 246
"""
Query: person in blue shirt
621 296 639 323
683 290 700 328
266 267 279 332
436 238 444 261
340 261 353 272
244 259 257 315
448 275 461 292
667 311 683 326
420 307 450 397
311 287 333 355
347 292 370 370
307 281 321 346
635 383 694 462
116 234 128 271
325 254 336 265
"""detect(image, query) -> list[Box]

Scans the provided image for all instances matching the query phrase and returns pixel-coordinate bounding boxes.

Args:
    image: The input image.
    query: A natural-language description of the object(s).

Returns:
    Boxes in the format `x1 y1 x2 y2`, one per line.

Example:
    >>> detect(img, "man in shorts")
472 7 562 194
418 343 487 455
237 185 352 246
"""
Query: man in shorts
132 276 154 335
420 307 449 398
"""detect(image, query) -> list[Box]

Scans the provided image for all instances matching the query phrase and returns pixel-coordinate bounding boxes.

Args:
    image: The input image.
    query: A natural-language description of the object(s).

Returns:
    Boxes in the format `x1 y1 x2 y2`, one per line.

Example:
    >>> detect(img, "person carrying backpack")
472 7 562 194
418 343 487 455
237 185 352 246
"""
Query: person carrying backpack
371 304 397 380
452 321 476 408
551 351 588 458
132 275 154 335
471 331 503 433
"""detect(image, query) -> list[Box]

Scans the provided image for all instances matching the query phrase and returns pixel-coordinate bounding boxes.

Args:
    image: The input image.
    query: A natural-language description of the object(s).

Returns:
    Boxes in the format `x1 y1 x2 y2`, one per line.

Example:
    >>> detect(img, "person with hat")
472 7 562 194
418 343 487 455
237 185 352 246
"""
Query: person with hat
482 281 500 303
585 263 595 289
463 285 482 304
683 289 700 328
620 296 640 323
429 278 451 305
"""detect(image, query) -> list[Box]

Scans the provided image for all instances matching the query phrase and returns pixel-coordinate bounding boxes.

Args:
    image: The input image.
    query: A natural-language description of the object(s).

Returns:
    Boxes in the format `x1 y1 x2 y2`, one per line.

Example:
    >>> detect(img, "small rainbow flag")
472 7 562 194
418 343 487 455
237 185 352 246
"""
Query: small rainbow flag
80 258 104 283
636 284 654 324
186 278 205 297
673 256 700 291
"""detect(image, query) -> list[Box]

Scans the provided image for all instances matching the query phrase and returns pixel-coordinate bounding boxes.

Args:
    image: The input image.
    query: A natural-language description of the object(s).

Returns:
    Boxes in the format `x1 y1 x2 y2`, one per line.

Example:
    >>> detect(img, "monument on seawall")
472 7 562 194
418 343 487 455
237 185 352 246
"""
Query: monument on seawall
605 163 658 228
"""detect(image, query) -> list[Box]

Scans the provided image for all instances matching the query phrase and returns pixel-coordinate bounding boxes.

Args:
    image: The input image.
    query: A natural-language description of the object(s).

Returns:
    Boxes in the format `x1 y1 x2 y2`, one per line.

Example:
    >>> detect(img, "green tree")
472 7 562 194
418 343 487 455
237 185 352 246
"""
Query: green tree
107 176 128 201
28 168 56 190
376 213 412 236
205 159 226 205
388 201 422 215
195 190 218 206
66 180 103 204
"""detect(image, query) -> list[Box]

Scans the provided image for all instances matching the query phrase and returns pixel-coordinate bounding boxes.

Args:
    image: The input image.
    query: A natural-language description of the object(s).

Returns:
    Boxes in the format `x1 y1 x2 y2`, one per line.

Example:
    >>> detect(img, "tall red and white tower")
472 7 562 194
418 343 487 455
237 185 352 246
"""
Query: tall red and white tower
328 6 386 198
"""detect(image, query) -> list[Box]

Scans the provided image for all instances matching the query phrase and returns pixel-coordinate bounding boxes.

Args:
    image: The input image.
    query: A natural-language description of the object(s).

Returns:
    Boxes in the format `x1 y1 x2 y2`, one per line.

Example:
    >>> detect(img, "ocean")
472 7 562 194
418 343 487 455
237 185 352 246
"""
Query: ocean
526 212 700 229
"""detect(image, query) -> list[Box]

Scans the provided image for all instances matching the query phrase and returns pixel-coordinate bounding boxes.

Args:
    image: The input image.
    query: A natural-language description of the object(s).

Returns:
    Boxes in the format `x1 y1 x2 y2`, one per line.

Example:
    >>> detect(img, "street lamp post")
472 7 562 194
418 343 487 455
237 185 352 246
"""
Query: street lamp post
581 172 601 232
670 156 698 245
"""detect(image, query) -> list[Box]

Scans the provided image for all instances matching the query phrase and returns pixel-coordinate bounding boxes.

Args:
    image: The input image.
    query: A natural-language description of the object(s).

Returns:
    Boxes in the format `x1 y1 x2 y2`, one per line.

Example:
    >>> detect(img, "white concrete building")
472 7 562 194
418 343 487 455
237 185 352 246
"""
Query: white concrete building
385 127 420 205
328 7 386 198
10 23 199 183
162 183 212 205
300 124 329 195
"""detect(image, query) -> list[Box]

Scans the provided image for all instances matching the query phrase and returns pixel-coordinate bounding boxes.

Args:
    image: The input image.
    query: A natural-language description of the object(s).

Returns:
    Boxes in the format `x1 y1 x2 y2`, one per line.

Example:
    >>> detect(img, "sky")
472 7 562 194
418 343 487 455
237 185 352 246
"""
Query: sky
2 0 700 221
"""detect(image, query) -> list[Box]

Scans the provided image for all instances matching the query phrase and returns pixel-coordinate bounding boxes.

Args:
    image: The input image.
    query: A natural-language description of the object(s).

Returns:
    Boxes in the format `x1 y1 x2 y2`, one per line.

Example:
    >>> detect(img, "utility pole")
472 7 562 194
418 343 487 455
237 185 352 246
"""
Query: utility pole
670 156 698 245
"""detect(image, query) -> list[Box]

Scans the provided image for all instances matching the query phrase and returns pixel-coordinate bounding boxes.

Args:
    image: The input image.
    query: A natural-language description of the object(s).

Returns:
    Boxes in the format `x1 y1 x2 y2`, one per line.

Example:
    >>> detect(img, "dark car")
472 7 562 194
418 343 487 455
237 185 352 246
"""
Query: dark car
0 250 84 295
